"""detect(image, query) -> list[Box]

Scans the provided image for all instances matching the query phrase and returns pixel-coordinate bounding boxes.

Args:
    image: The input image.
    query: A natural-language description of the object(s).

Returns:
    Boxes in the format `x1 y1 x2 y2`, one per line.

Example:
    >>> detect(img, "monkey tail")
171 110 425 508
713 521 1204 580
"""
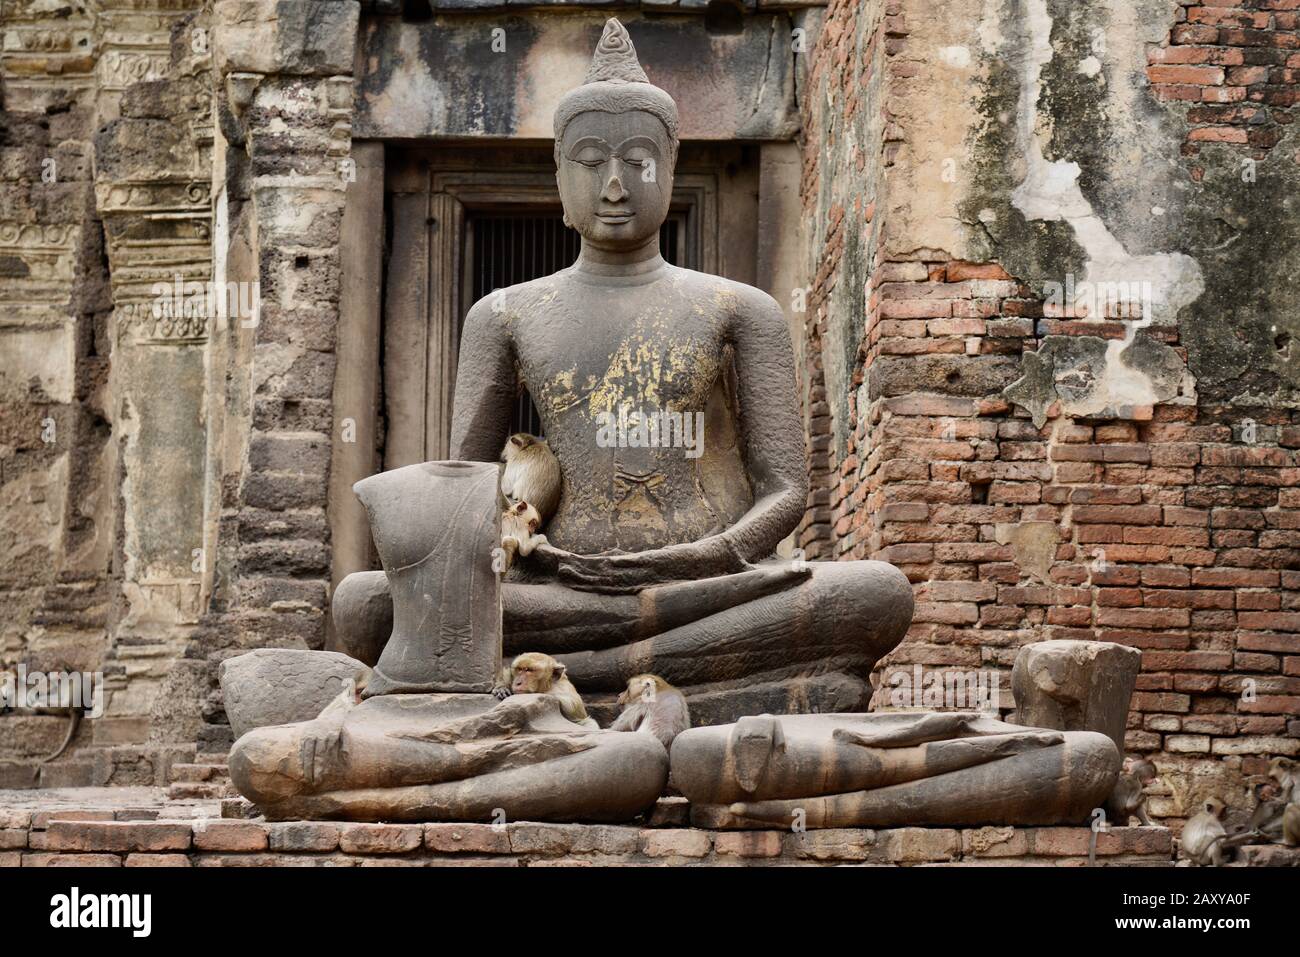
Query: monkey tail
40 709 81 764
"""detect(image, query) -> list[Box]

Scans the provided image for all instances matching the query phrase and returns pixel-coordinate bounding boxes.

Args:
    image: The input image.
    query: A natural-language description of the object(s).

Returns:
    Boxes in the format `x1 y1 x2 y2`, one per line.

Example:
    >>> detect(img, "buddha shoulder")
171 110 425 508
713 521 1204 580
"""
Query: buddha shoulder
463 274 564 329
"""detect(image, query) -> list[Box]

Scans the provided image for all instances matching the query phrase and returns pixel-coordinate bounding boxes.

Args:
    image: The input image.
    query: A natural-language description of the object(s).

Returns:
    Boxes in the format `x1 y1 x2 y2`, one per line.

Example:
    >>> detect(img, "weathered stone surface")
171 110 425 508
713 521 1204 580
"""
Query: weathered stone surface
219 648 371 739
354 11 799 141
269 822 340 852
330 570 392 667
192 820 269 852
44 821 192 853
640 829 712 858
337 823 423 854
214 0 360 76
1011 640 1142 754
125 854 191 867
785 828 876 862
424 823 510 855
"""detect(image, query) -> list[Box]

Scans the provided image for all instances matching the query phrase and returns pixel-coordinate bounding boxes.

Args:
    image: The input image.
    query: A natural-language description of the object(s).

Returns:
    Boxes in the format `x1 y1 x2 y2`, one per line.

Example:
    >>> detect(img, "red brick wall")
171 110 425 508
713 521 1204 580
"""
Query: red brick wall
799 0 1299 820
1154 0 1299 157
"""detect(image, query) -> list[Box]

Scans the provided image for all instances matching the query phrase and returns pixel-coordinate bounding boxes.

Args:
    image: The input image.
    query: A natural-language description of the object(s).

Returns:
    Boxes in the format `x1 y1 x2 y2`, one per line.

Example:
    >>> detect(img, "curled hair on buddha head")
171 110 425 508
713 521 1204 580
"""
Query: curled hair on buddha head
552 18 680 166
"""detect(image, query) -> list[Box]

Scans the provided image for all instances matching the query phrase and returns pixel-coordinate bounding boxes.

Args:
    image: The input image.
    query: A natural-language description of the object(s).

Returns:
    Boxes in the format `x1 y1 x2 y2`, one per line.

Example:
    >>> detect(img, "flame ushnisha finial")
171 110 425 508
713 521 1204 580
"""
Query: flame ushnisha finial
584 18 650 84
553 17 680 154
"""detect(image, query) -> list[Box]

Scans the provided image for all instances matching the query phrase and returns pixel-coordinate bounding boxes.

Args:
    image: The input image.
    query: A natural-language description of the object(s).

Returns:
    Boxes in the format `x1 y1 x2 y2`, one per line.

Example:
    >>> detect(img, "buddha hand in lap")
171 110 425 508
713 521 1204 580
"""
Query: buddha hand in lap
335 18 913 719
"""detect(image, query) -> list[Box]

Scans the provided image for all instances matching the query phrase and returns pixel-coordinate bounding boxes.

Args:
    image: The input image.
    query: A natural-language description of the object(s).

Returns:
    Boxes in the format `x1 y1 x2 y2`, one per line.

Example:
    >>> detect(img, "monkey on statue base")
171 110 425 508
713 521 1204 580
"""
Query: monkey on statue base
1179 797 1229 867
492 652 598 730
609 674 690 750
500 433 561 523
1088 756 1159 865
1106 756 1158 827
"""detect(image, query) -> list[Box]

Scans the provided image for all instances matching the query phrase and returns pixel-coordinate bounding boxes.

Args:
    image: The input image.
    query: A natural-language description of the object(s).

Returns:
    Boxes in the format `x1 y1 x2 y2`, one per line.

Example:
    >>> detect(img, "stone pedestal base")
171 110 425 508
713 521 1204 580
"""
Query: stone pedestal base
0 792 1184 866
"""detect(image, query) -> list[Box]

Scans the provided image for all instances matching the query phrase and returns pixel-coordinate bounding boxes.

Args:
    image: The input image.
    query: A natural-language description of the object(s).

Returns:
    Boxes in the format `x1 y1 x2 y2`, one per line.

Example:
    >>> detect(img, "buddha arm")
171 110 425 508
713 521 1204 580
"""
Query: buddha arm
449 299 517 461
715 284 810 559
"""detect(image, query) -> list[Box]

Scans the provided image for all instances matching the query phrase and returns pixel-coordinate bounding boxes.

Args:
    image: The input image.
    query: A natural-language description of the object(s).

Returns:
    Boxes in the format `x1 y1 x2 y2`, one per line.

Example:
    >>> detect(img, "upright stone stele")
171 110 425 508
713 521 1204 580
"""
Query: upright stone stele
1011 639 1142 755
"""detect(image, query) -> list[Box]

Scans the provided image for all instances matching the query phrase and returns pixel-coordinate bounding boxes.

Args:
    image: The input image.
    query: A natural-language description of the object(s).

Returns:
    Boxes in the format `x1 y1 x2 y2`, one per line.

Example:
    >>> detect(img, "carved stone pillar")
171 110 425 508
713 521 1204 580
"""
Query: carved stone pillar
208 1 360 667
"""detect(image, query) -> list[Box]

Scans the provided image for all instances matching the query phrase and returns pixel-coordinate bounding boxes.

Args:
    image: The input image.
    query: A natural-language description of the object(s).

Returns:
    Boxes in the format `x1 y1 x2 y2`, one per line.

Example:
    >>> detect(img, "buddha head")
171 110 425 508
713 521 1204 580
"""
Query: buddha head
554 19 679 251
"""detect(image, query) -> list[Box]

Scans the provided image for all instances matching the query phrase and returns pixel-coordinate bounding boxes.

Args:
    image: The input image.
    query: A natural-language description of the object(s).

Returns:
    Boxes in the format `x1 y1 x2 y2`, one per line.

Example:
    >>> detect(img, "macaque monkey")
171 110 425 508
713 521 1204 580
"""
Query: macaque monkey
500 433 561 524
499 500 547 572
609 674 691 750
1179 797 1229 867
1283 802 1300 847
492 652 597 730
1089 757 1159 864
1105 756 1158 826
1268 756 1299 802
1223 782 1287 848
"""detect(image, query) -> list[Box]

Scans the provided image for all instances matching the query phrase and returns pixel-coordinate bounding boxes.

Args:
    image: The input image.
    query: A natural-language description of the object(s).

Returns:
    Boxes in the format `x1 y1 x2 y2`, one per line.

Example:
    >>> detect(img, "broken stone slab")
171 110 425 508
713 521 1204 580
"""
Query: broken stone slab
1011 639 1141 754
330 569 391 667
213 0 360 77
671 712 1119 829
219 649 371 740
228 692 668 823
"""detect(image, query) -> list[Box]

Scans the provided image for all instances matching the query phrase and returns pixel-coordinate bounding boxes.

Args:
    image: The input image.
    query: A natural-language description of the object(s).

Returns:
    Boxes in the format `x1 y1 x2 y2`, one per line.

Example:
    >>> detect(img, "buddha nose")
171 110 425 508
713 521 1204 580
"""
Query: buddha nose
601 159 629 203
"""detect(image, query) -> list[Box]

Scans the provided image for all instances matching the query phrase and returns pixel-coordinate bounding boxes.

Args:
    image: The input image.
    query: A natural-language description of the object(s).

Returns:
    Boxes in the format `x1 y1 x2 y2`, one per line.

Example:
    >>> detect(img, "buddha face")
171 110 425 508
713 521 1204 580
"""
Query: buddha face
557 109 675 251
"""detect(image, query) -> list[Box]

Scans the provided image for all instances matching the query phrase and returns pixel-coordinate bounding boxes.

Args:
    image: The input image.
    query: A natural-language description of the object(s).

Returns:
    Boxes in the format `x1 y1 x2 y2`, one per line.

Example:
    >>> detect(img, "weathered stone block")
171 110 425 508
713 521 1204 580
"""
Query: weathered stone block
424 824 511 855
220 648 370 739
714 831 783 858
193 821 269 852
24 853 122 867
45 822 192 853
872 828 961 863
639 829 712 858
125 854 192 867
785 828 876 861
1012 640 1142 753
269 822 341 852
215 0 360 76
337 823 423 854
32 809 115 829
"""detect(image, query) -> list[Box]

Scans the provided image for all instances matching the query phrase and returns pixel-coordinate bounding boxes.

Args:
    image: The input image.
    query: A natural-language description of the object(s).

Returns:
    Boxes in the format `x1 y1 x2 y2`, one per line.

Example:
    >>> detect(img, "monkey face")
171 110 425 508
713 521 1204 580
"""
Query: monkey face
617 676 656 705
510 655 563 694
512 663 546 694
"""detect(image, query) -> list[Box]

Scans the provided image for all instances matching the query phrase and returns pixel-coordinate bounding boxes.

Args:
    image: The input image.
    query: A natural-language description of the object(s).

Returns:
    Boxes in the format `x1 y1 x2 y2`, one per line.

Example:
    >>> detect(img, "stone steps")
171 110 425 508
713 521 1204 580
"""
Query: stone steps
168 763 230 784
166 781 237 801
167 757 234 800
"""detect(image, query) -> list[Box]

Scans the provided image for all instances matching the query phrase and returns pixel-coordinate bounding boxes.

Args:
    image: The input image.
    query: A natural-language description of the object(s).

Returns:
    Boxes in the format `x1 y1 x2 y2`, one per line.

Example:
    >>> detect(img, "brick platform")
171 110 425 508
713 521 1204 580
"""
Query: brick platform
0 787 1208 867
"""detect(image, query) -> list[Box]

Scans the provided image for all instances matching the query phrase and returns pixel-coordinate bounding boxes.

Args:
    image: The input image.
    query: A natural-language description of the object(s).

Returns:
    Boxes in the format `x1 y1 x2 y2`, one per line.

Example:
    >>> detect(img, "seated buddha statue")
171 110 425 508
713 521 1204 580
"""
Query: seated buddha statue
231 20 1119 825
334 17 914 720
